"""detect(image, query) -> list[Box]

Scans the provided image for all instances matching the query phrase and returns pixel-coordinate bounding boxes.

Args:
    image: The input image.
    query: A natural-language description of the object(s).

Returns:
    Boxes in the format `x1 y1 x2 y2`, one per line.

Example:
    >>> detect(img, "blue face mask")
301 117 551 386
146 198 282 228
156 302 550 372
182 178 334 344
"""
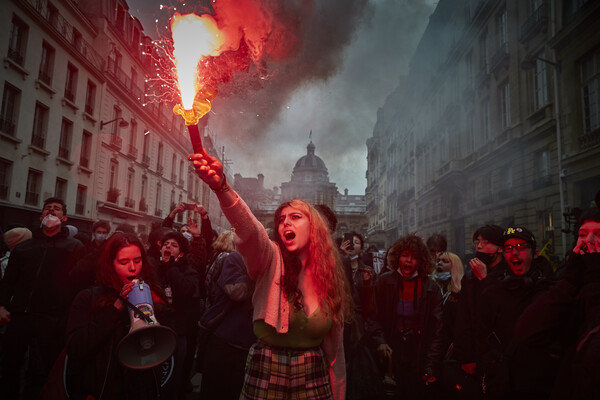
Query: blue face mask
434 272 451 281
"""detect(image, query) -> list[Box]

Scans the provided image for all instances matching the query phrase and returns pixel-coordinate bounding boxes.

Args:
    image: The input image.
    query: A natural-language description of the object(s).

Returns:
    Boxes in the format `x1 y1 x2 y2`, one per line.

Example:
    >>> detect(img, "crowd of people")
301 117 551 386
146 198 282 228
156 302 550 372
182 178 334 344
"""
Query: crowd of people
0 145 598 400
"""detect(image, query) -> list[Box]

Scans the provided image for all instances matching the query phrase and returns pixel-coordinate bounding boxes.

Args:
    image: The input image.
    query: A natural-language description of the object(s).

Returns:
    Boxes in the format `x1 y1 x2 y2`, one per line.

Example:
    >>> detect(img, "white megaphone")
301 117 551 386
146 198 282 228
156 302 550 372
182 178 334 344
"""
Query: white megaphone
117 280 177 369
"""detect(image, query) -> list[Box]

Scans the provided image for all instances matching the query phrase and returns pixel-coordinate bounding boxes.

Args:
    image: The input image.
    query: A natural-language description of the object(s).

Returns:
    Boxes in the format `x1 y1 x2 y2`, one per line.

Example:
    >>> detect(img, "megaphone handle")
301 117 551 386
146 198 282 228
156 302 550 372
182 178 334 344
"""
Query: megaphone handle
122 297 153 324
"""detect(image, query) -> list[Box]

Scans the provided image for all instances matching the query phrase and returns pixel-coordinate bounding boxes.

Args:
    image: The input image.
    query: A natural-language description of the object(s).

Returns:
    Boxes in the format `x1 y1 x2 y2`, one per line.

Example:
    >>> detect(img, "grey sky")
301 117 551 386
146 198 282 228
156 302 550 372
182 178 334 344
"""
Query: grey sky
128 0 436 194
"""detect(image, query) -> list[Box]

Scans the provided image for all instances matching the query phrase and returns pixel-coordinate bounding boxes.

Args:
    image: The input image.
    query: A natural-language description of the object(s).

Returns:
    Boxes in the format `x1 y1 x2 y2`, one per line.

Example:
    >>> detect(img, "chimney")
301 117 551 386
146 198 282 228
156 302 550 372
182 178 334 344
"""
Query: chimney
344 188 348 196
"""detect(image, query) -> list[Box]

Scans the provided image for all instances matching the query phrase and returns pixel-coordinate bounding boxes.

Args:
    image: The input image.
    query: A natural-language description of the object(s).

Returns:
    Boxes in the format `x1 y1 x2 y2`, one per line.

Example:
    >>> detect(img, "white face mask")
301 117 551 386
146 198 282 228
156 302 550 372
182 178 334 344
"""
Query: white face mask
182 232 193 242
41 214 62 230
95 233 107 243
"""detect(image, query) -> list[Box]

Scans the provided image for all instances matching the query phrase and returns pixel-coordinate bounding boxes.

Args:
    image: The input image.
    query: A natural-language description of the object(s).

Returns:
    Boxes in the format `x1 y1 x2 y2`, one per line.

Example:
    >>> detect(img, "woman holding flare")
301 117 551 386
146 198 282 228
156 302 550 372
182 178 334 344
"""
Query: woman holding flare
188 148 351 400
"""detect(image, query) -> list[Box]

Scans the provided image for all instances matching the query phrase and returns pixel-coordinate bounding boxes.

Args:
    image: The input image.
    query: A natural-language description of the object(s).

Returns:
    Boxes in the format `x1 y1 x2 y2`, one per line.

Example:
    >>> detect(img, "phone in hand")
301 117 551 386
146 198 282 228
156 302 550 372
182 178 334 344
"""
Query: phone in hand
184 203 196 211
343 233 354 248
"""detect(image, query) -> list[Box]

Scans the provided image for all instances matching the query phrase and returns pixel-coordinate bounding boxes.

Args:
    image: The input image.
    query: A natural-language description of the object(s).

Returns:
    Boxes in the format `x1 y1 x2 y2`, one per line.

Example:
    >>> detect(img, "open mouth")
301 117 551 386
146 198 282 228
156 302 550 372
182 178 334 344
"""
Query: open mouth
284 231 296 240
127 275 137 281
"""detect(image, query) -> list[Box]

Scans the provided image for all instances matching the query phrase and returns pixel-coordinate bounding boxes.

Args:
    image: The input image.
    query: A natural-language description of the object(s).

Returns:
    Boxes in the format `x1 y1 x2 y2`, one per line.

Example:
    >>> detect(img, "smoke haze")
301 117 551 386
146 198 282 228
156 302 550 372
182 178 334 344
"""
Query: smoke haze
128 0 436 193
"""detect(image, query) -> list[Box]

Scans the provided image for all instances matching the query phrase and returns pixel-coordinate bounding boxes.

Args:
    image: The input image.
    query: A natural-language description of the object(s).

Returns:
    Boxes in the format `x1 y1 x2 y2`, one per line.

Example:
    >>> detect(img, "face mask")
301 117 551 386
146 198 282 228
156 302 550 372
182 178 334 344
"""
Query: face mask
434 272 451 281
182 232 193 242
475 251 497 266
95 233 107 243
41 214 62 230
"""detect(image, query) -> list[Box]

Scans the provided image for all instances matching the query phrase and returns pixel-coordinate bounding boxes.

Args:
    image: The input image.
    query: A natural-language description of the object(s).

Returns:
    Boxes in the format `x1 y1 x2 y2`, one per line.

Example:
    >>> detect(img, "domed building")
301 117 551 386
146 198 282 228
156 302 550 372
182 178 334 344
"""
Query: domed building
280 140 338 210
233 136 367 240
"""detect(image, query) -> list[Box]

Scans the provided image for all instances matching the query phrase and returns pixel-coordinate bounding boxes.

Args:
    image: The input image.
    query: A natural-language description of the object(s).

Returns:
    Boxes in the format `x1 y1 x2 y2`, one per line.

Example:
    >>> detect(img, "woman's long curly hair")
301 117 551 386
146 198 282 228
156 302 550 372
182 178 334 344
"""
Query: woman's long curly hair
388 234 434 276
96 232 166 306
273 200 352 325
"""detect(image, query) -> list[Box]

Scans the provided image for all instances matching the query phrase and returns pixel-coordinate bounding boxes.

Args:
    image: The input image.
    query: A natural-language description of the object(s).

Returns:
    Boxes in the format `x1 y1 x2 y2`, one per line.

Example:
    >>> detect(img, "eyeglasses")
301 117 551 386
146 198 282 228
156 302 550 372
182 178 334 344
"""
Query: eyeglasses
473 239 489 247
503 243 530 253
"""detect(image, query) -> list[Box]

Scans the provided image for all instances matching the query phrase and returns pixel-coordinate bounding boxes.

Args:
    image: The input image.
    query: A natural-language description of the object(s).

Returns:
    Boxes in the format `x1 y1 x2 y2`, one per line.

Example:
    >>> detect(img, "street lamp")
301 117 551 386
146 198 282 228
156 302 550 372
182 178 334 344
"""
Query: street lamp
100 117 129 130
521 53 566 257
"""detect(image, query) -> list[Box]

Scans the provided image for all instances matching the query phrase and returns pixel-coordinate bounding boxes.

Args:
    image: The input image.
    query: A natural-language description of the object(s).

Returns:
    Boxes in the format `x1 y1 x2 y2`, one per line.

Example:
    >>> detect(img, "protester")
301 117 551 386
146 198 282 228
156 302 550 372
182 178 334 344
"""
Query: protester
515 208 600 399
427 233 448 261
370 234 443 399
0 227 32 279
0 197 84 399
64 232 175 399
70 220 112 290
198 251 254 400
156 231 201 398
189 148 351 400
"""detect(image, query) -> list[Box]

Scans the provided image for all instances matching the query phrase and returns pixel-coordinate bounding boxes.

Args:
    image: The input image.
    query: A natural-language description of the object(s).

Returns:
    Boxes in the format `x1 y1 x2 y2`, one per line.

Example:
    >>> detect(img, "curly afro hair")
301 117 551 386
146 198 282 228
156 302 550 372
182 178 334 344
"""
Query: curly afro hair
388 234 434 275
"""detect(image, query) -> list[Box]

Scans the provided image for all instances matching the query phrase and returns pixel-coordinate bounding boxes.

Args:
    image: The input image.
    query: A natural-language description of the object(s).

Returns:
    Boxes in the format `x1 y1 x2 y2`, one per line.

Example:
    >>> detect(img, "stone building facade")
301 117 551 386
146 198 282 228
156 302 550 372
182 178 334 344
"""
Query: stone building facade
0 0 231 235
366 0 600 257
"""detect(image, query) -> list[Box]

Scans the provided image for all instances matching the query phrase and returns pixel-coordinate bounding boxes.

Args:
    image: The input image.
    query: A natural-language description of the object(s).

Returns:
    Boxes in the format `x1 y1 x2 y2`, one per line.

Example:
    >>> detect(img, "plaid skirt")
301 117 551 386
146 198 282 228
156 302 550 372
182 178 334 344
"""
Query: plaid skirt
240 341 333 400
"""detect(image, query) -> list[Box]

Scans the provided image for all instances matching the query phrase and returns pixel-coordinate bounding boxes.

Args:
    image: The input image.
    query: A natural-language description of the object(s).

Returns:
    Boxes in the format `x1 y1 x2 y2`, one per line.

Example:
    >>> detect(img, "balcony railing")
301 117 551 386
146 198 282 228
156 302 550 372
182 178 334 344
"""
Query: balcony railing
75 202 84 215
0 118 16 136
23 0 104 72
128 145 138 158
31 134 45 148
84 103 93 115
80 155 89 168
520 4 547 43
154 209 162 217
7 48 24 65
171 173 177 182
489 46 509 74
25 191 39 205
141 154 151 166
157 165 164 175
38 70 52 86
64 88 75 102
58 146 70 159
0 184 8 200
124 197 135 208
109 134 122 150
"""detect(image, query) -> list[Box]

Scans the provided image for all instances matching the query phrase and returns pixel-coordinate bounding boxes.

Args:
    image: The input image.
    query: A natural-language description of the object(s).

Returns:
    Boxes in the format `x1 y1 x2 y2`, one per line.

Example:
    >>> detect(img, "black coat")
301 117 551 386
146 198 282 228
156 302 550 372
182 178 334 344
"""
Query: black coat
0 226 84 317
371 271 444 377
65 286 175 400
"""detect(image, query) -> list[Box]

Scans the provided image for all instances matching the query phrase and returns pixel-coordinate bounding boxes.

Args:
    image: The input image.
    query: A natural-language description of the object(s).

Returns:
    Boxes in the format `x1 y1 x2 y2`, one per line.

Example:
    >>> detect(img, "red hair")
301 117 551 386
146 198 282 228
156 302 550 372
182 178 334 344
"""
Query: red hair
274 200 351 325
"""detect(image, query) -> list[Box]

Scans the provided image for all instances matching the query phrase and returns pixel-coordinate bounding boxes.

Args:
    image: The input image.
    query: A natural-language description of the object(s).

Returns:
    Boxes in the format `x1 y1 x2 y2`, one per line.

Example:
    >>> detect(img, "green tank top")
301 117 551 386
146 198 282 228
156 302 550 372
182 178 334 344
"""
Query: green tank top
254 299 333 348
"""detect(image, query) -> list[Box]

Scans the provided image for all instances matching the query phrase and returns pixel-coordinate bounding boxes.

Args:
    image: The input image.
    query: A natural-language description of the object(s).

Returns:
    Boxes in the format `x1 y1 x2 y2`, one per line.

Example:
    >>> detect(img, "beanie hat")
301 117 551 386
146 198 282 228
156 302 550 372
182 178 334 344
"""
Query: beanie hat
4 227 32 250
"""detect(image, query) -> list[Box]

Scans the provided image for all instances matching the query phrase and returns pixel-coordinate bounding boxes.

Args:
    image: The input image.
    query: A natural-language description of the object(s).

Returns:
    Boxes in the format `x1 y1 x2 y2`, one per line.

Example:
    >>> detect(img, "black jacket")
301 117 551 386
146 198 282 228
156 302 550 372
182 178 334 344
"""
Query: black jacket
65 286 175 399
0 226 84 317
371 271 444 376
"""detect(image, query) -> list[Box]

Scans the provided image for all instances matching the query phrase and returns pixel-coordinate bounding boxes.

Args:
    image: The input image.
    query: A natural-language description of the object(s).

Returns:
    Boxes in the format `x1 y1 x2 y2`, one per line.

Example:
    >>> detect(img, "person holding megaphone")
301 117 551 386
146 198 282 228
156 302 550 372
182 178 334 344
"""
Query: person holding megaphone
63 232 177 399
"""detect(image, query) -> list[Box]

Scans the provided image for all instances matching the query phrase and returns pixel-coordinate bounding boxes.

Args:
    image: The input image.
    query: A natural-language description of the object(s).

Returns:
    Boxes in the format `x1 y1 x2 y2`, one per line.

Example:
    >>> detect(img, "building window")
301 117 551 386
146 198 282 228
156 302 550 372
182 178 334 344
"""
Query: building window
497 9 508 52
500 82 511 129
109 159 118 190
80 130 92 168
72 28 82 52
581 48 600 133
534 52 549 109
39 41 55 85
129 120 137 155
0 158 11 200
32 102 49 148
172 154 177 182
111 106 122 135
125 169 134 208
481 99 491 145
140 175 148 210
480 30 489 73
8 15 28 66
46 2 58 25
157 143 163 172
75 185 86 215
155 182 162 215
534 150 551 187
85 80 96 115
55 177 67 200
0 82 20 136
59 118 73 159
65 63 78 102
25 169 42 206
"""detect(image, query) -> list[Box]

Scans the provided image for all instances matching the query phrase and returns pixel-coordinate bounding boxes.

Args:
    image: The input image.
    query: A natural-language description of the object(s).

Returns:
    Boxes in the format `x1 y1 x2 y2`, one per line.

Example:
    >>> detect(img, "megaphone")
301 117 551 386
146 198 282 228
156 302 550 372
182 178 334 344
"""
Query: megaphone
117 280 177 369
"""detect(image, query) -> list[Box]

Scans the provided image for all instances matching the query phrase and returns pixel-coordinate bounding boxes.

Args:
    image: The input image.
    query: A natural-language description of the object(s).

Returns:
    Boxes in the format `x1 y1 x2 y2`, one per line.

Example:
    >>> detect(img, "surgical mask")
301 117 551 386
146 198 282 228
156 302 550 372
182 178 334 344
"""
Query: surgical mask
95 233 107 243
434 272 451 281
475 251 497 266
182 232 193 242
41 214 62 230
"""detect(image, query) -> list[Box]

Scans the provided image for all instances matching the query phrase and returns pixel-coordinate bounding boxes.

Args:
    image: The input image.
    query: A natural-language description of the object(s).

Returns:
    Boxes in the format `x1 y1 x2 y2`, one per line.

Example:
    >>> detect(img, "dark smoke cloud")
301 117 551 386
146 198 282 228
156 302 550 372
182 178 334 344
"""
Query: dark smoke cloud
128 0 436 193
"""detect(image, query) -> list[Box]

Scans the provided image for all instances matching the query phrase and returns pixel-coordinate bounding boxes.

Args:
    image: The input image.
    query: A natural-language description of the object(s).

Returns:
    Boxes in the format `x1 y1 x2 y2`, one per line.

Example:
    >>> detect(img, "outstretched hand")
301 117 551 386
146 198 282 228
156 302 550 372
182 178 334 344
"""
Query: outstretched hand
188 149 225 191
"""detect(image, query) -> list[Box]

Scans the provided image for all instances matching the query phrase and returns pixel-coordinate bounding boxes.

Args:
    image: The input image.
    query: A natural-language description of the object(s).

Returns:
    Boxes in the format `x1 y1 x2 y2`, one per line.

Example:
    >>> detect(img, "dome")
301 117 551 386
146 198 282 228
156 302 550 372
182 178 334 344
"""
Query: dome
293 141 328 172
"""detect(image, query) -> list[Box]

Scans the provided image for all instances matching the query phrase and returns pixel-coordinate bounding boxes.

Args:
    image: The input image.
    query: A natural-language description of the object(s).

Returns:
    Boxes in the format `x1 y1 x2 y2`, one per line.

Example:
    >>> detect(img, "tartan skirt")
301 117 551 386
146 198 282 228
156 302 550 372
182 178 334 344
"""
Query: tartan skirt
240 341 333 400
